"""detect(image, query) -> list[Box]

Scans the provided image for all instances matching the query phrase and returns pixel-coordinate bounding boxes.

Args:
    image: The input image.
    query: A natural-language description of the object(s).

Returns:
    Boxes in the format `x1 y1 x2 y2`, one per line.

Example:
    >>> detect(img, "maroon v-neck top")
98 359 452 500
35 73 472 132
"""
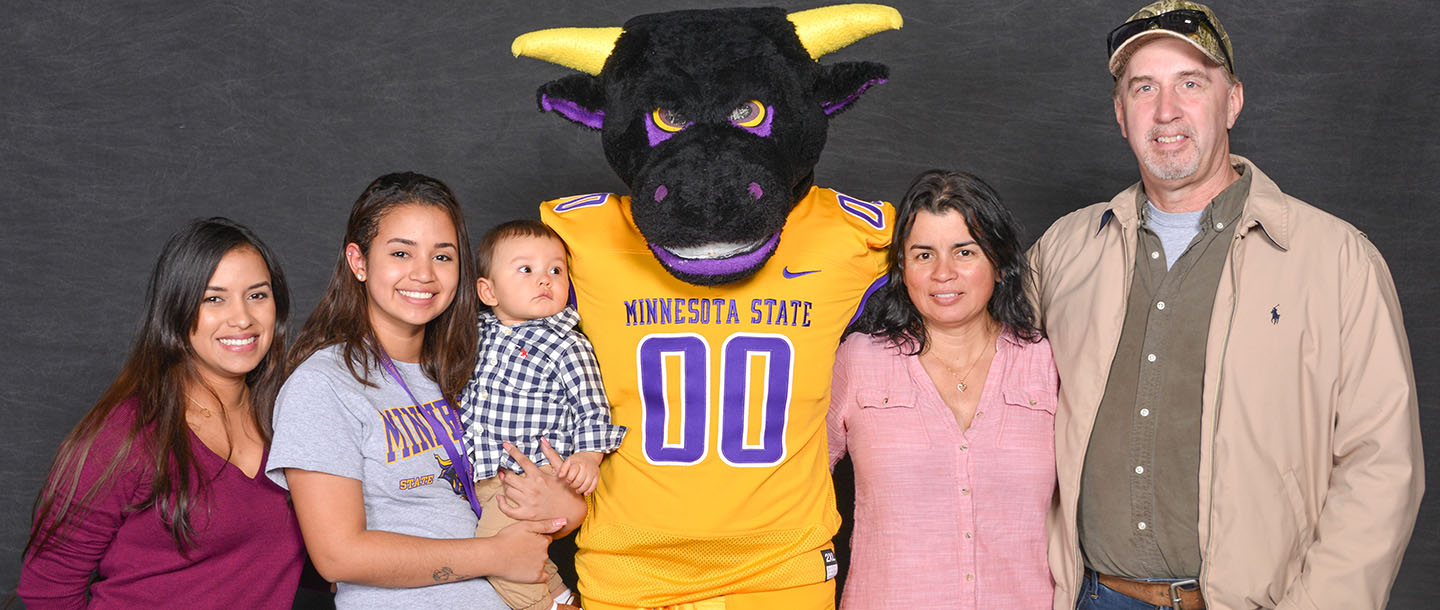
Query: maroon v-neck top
20 398 305 609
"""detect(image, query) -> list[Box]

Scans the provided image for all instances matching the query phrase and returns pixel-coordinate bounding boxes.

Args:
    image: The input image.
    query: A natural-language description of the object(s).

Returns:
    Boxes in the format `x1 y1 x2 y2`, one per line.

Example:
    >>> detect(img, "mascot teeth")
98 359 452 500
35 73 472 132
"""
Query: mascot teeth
664 238 771 260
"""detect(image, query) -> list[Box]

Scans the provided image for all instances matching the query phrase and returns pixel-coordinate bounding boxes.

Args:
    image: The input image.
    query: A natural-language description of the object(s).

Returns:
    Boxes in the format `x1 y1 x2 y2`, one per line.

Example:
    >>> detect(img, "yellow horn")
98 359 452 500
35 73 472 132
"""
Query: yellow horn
512 27 624 76
788 4 903 61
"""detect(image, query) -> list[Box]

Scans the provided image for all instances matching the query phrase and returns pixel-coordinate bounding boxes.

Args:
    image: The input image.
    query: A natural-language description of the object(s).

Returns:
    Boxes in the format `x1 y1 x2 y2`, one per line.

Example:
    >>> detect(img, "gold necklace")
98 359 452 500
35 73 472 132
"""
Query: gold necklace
933 330 996 393
186 395 215 418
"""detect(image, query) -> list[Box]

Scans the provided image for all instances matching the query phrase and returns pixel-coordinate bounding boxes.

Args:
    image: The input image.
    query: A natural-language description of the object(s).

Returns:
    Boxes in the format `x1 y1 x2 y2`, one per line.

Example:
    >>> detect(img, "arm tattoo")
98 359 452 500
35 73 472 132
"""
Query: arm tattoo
432 566 472 583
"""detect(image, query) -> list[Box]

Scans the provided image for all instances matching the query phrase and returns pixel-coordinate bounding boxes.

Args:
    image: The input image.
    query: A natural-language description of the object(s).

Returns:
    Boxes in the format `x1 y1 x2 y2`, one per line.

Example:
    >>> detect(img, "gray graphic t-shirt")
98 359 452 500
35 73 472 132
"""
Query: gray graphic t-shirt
267 345 506 609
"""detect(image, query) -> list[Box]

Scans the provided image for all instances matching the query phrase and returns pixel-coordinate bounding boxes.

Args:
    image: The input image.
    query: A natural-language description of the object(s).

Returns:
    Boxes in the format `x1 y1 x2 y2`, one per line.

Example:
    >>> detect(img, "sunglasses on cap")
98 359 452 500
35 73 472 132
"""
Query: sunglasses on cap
1106 9 1233 74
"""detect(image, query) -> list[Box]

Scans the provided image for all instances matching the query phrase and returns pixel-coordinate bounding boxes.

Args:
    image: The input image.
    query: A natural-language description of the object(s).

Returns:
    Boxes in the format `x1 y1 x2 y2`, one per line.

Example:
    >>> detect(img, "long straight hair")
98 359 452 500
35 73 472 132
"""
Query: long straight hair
289 172 478 400
847 169 1041 355
26 217 291 554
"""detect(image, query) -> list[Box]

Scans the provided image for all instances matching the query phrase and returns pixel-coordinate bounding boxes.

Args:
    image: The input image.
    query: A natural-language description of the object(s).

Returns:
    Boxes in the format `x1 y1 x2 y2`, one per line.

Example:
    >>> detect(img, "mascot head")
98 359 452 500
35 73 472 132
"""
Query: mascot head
514 4 901 285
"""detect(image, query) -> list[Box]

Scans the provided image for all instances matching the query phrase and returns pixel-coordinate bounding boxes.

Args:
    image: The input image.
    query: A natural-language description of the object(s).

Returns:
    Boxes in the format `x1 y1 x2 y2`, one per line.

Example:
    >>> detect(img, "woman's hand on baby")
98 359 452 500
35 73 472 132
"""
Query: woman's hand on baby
489 517 566 583
557 451 604 495
497 439 586 530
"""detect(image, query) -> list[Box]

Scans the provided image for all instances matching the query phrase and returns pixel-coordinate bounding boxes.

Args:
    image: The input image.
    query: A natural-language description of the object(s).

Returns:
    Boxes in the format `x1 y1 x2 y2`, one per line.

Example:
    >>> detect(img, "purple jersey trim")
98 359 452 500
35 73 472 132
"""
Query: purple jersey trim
649 232 781 277
554 192 611 213
837 194 887 230
848 274 890 328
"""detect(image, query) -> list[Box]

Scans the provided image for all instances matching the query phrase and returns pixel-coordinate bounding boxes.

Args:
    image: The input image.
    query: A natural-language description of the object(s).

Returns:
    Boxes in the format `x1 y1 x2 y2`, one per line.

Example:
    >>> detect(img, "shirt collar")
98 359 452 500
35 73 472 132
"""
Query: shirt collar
1097 157 1261 240
1135 164 1251 235
479 307 580 333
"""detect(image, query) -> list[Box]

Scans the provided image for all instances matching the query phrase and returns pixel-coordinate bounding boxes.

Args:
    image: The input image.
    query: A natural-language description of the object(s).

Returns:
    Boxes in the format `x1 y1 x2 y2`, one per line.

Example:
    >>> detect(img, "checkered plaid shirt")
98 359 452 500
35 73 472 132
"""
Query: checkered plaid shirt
459 307 626 481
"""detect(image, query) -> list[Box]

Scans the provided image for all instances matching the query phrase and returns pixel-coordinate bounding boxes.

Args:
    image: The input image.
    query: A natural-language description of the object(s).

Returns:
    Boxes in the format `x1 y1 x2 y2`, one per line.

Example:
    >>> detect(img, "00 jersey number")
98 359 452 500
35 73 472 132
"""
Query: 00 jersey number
637 333 793 466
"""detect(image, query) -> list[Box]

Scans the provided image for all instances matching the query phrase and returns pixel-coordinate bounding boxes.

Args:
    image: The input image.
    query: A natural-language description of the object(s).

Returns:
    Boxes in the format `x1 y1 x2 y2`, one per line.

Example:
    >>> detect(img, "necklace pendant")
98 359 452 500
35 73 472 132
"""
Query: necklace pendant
956 381 967 392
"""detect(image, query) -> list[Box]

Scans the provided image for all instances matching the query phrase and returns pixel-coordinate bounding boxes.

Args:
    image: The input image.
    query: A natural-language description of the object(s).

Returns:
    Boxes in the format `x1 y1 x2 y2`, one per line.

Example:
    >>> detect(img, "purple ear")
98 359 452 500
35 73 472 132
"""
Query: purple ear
541 94 605 129
815 61 890 117
537 74 607 130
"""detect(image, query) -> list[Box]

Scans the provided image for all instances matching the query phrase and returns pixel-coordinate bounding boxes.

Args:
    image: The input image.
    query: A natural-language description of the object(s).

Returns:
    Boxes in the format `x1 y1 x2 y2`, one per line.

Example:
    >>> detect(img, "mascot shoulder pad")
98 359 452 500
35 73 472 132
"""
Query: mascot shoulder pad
811 186 895 244
542 192 622 216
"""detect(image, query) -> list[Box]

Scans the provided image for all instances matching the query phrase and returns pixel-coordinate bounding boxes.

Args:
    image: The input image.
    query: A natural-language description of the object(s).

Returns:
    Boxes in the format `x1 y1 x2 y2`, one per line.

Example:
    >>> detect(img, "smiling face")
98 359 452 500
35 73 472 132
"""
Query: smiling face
901 209 998 333
477 234 570 325
346 204 460 353
188 246 276 387
1114 37 1242 191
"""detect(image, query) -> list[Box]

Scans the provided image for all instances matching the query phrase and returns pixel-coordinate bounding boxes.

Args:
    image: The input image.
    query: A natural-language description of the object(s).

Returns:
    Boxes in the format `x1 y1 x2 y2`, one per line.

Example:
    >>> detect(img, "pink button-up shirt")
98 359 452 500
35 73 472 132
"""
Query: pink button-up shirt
828 331 1057 609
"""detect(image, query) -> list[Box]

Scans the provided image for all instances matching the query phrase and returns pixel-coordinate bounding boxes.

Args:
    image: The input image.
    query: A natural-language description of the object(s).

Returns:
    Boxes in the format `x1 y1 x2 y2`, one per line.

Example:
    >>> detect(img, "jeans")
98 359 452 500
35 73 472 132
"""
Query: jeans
1075 570 1195 610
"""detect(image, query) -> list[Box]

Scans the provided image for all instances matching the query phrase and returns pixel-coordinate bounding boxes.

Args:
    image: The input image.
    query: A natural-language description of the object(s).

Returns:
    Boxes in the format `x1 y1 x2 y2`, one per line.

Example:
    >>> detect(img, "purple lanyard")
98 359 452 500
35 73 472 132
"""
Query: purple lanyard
378 351 484 520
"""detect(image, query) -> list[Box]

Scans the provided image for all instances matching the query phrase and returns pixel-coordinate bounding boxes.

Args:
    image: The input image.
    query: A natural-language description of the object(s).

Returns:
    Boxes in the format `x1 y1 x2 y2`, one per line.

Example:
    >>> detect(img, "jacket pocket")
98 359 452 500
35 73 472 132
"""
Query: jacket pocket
858 388 929 448
1281 469 1315 555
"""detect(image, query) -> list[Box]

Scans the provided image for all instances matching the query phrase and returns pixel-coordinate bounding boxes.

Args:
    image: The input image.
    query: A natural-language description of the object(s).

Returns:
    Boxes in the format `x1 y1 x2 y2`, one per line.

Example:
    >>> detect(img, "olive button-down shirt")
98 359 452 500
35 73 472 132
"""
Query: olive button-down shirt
1078 167 1251 579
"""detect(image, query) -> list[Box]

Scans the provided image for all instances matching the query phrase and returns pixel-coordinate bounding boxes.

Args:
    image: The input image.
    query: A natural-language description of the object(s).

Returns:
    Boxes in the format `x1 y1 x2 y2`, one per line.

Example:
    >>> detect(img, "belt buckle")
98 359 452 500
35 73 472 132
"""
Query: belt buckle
1168 579 1199 609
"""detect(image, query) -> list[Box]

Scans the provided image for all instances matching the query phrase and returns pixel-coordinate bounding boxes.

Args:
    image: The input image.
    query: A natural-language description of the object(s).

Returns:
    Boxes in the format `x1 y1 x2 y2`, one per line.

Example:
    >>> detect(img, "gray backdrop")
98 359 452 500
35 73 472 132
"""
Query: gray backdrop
2 1 1436 608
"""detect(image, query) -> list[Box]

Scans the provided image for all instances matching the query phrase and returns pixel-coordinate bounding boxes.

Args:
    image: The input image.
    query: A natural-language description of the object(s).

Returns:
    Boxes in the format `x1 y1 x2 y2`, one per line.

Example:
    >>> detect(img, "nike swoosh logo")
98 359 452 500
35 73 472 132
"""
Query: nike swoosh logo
782 267 821 278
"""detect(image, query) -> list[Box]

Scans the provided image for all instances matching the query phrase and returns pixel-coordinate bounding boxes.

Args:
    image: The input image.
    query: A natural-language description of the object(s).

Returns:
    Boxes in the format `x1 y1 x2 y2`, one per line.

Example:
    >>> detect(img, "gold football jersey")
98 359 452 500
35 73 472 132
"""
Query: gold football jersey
542 186 892 606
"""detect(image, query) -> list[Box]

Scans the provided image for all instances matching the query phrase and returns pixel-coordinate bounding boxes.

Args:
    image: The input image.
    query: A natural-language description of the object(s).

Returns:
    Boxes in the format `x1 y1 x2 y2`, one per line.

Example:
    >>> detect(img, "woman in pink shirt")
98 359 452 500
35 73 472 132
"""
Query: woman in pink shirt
830 169 1057 609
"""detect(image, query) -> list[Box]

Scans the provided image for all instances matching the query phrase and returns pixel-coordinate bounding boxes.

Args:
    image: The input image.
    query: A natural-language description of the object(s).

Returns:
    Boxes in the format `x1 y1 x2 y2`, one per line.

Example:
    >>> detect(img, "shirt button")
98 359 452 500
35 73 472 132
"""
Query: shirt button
961 487 970 495
1151 251 1160 260
479 392 489 400
1147 353 1157 363
1215 222 1225 230
960 443 969 451
1137 521 1148 530
965 531 972 539
1140 408 1151 417
1135 466 1145 474
1156 301 1166 310
965 574 974 581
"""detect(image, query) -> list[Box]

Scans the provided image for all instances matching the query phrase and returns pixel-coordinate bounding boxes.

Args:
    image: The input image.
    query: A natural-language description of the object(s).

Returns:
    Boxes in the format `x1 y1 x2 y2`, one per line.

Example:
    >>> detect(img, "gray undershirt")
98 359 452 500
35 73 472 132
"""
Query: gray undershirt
1144 202 1204 270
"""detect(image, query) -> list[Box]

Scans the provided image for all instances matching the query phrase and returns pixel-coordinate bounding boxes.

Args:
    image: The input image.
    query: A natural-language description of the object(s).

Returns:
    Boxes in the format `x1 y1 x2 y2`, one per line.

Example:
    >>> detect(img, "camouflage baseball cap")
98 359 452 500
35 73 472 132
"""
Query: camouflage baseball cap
1107 0 1234 78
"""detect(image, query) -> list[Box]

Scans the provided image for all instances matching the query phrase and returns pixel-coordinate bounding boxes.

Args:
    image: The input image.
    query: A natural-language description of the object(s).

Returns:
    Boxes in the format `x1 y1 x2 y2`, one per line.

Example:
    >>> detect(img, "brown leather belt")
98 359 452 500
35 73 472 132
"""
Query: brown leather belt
1096 572 1206 609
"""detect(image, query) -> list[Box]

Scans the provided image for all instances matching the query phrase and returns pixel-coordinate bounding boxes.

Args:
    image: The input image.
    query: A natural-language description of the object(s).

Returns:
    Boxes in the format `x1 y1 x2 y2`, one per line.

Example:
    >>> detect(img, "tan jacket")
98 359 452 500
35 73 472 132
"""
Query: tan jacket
1030 156 1423 610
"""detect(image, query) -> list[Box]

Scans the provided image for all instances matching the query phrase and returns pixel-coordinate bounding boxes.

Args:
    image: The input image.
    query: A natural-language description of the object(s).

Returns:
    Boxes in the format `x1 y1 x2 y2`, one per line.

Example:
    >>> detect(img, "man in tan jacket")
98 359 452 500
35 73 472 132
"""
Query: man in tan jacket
1028 2 1423 609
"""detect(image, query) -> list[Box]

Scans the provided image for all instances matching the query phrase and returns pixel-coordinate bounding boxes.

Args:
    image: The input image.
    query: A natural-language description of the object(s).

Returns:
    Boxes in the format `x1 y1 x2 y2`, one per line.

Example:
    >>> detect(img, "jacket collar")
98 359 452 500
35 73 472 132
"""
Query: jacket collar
1095 154 1290 251
1229 155 1290 251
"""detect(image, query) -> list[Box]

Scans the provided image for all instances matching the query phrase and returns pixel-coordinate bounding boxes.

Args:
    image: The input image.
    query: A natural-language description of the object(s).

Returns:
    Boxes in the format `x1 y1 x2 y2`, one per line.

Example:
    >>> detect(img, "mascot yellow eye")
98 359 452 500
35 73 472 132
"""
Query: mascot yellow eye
728 100 767 127
651 108 689 132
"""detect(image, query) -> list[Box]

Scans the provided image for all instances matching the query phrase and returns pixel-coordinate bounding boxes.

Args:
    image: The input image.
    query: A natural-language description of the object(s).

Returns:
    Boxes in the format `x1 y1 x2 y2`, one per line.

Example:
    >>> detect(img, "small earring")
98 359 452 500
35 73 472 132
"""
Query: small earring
356 272 365 281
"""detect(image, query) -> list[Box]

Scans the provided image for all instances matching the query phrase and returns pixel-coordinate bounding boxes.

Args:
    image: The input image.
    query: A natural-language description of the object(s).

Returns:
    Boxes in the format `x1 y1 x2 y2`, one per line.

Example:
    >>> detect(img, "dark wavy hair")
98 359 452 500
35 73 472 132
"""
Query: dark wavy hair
475 219 568 278
846 169 1040 355
26 217 291 554
289 172 478 401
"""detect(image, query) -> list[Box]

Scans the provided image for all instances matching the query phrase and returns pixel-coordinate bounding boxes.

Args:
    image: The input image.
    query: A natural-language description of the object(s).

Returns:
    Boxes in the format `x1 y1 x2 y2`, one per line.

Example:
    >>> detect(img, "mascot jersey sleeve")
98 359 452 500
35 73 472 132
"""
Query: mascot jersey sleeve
543 185 892 605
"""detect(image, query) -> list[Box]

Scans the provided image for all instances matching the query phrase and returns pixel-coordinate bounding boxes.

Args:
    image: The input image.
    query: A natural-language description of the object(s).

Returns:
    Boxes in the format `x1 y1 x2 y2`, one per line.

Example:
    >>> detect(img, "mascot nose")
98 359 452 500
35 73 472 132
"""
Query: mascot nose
655 184 669 202
748 182 763 201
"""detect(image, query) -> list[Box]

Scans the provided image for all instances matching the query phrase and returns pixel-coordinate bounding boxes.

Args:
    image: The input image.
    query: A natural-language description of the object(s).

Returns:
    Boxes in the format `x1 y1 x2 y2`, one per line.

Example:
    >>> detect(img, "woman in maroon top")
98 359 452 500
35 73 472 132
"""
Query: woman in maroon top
19 218 305 609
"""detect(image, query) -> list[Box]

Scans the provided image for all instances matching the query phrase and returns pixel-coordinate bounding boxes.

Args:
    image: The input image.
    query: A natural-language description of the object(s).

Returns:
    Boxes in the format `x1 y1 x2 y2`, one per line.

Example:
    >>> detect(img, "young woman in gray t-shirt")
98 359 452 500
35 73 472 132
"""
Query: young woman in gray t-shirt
267 172 586 609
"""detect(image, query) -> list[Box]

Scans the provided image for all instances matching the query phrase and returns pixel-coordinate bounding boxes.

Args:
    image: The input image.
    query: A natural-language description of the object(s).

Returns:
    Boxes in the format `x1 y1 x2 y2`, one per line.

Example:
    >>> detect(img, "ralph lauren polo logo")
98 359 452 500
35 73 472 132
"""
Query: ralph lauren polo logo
1271 305 1281 325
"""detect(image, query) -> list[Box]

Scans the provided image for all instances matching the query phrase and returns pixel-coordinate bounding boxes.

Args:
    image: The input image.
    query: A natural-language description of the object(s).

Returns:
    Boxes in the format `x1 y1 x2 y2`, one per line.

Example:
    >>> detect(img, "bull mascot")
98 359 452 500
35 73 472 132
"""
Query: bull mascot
513 5 901 608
